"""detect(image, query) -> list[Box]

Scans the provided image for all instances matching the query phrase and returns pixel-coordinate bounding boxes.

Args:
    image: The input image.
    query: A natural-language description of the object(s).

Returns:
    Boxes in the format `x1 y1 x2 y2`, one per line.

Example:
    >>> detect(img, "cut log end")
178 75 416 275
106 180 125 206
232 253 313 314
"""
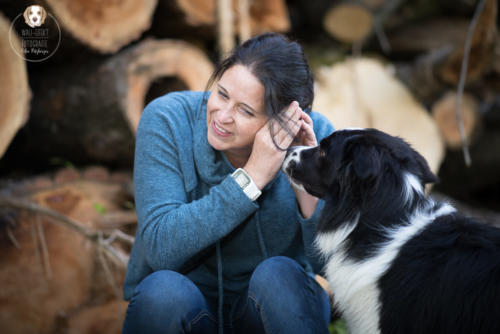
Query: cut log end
175 0 290 35
125 39 214 133
323 4 373 44
432 91 480 149
45 0 158 53
0 13 31 159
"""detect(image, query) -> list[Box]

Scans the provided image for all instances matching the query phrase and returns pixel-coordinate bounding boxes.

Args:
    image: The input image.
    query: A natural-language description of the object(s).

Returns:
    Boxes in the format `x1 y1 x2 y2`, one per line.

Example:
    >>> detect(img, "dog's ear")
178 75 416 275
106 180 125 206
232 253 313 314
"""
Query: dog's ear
342 135 381 181
23 7 30 23
41 7 47 22
413 150 439 185
352 145 381 180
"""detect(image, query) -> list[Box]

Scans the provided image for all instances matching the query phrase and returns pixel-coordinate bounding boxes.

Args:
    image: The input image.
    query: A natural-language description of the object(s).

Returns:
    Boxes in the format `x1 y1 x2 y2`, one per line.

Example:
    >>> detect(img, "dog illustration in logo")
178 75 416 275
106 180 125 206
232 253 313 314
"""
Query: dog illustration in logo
23 5 47 28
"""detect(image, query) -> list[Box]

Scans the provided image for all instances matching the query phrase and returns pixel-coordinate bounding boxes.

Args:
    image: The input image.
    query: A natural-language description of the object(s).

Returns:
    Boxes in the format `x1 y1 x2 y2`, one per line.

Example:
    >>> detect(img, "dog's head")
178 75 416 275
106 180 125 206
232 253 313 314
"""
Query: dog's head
282 128 438 202
24 5 47 28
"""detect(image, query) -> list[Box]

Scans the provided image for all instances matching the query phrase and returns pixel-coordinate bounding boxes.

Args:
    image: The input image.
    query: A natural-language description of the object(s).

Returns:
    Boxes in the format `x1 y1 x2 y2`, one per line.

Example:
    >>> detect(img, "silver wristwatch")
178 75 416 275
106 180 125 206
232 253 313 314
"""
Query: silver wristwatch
231 168 262 201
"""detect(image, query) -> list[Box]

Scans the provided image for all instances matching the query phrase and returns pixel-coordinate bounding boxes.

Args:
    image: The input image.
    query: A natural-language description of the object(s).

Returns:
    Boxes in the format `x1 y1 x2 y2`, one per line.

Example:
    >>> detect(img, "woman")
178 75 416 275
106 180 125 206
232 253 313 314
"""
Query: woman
123 33 334 334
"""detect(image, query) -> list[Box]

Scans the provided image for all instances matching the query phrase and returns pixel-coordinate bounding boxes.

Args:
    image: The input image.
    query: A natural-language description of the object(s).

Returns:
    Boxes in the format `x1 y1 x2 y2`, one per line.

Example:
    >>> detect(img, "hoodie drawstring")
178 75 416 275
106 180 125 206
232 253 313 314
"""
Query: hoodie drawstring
216 241 224 334
255 211 268 259
215 211 268 334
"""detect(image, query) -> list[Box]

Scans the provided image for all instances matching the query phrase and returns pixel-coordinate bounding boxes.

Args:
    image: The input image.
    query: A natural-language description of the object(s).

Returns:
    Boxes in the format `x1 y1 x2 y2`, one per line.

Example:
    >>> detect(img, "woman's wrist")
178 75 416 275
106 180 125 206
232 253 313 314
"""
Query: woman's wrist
292 185 319 219
242 163 267 190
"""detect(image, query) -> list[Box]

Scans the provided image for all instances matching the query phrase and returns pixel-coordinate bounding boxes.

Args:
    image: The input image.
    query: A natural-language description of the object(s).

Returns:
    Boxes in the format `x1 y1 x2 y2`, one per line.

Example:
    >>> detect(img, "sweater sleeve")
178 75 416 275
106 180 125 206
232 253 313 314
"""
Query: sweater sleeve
133 98 258 272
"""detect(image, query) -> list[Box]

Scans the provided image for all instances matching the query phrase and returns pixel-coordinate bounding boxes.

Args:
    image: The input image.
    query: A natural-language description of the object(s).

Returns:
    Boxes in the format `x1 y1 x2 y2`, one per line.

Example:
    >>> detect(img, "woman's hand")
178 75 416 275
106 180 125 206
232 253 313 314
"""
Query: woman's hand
244 101 301 190
291 108 319 219
293 110 317 148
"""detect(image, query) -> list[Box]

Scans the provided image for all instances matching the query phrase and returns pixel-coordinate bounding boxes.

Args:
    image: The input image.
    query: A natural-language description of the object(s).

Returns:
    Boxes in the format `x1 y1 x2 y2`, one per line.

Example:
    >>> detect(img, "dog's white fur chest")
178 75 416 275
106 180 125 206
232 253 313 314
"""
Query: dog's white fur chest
316 204 455 334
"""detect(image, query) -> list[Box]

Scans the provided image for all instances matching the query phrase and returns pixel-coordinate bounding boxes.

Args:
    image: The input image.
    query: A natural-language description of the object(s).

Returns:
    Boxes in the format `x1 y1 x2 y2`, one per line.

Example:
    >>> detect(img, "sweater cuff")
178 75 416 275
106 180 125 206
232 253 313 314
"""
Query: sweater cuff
297 199 324 225
223 174 260 211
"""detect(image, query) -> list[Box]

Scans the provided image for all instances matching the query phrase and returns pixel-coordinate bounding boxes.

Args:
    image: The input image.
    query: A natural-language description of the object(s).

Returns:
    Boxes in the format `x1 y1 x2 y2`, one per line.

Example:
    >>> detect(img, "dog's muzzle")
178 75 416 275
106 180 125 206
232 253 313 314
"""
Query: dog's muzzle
282 146 307 176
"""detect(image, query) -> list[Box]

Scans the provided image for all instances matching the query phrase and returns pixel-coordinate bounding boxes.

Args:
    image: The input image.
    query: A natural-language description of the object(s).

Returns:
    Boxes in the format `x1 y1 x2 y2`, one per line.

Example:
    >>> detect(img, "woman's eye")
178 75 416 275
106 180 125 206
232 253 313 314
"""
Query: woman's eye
218 91 228 99
240 107 254 117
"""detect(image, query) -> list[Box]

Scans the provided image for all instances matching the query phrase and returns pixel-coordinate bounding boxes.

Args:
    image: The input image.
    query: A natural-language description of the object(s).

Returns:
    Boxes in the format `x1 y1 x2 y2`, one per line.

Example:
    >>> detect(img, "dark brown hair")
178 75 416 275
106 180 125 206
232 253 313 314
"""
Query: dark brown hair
204 33 314 149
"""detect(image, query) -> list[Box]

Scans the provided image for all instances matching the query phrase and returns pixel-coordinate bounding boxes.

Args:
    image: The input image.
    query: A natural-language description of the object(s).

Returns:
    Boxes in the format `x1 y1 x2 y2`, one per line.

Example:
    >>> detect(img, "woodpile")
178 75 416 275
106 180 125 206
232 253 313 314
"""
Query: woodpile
0 14 31 160
173 0 290 36
432 91 480 149
323 4 373 44
2 39 213 167
0 167 134 334
1 0 500 333
44 0 158 53
313 57 445 174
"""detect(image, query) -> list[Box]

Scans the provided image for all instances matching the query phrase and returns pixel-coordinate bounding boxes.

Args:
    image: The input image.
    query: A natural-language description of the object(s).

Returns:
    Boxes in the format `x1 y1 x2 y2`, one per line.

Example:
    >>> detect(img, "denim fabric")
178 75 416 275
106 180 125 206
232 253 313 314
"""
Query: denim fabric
122 256 330 334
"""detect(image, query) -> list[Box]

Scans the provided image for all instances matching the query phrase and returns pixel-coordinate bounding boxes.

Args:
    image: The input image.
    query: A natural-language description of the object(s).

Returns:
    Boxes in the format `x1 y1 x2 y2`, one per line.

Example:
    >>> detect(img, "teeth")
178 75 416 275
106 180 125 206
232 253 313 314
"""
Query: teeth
215 123 229 134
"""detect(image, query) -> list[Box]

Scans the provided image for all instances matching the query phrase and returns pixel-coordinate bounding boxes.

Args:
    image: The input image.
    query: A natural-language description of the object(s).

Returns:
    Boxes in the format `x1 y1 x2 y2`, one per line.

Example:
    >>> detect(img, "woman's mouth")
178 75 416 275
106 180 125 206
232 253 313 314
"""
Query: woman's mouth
212 121 232 137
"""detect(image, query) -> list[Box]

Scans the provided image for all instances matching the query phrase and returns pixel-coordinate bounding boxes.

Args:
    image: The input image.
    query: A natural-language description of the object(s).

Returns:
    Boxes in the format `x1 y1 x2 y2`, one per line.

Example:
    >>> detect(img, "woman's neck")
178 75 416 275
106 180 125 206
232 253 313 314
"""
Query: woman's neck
224 150 250 169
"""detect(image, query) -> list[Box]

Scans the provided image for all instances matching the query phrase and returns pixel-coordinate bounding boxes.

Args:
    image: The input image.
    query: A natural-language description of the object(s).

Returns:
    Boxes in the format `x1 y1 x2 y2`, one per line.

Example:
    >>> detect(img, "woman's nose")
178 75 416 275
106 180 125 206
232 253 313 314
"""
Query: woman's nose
218 105 234 123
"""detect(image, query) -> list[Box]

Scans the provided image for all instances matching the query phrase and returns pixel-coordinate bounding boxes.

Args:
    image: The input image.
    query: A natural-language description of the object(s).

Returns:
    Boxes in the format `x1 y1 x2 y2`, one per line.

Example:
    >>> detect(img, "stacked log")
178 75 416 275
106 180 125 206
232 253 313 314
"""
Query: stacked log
313 57 445 175
0 13 31 160
0 167 134 334
175 0 290 35
432 91 480 149
44 0 158 53
2 39 214 169
152 0 289 40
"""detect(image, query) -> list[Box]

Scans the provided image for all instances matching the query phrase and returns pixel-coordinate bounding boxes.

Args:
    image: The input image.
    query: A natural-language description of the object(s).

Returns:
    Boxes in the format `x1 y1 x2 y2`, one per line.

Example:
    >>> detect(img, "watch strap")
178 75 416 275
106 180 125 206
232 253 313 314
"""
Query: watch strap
231 168 262 201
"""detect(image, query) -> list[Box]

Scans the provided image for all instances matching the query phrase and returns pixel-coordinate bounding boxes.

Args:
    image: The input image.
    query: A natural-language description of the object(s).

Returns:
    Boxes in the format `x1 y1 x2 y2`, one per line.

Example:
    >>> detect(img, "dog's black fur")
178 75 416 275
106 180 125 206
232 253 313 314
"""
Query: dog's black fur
283 128 500 334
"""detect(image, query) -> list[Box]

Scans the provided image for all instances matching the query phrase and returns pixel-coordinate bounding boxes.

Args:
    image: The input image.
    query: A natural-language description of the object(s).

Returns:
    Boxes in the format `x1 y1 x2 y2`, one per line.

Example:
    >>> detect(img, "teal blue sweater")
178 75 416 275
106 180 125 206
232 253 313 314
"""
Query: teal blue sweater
123 91 334 301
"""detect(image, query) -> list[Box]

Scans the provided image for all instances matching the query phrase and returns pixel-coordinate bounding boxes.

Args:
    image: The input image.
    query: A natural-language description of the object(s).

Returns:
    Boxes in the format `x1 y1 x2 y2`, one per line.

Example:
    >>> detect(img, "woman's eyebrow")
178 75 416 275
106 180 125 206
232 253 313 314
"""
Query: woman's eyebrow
217 83 258 114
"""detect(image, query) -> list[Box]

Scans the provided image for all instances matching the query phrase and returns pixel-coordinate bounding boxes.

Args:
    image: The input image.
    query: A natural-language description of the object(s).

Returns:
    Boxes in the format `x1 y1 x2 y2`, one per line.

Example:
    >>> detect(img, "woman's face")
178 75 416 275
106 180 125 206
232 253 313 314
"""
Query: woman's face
207 64 267 161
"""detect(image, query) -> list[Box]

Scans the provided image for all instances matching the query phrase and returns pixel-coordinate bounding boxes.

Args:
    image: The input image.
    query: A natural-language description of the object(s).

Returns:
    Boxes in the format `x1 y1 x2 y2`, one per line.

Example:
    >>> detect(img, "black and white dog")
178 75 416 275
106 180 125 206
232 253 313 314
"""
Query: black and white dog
283 128 500 334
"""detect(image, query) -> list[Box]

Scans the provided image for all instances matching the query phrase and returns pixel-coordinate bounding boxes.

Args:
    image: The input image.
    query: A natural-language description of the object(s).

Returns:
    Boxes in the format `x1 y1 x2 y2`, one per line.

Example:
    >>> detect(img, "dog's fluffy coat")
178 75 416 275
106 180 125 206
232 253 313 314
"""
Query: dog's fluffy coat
283 128 500 334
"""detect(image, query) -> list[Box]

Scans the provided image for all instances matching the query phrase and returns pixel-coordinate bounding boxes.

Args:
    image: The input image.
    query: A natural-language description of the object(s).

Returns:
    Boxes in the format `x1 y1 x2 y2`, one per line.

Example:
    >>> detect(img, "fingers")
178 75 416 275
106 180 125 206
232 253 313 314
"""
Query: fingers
293 109 317 147
300 110 313 127
274 101 301 147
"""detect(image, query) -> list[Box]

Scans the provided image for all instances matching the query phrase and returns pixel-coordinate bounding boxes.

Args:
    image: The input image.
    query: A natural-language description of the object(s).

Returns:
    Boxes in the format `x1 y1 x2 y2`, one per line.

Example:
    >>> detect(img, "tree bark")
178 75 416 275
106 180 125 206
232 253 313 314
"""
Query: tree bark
438 0 497 85
1 39 214 170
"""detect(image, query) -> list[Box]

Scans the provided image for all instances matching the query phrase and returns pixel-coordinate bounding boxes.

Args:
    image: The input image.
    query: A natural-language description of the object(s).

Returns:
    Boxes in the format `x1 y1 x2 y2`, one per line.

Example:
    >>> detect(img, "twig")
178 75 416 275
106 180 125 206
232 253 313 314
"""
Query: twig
0 196 133 270
104 229 135 246
6 226 20 249
30 216 48 289
370 0 406 52
97 232 122 299
95 211 137 230
1 197 94 238
455 0 487 167
36 213 52 278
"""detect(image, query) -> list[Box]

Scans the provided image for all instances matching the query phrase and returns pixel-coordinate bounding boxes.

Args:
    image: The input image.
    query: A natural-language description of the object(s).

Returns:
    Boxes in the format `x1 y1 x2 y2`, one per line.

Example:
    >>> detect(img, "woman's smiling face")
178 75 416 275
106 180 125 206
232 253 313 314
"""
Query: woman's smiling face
206 64 267 165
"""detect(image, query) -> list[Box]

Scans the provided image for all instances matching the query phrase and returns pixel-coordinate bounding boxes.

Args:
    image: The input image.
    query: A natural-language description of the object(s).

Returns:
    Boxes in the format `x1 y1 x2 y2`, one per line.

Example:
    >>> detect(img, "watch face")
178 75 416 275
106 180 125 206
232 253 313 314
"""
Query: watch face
235 170 251 188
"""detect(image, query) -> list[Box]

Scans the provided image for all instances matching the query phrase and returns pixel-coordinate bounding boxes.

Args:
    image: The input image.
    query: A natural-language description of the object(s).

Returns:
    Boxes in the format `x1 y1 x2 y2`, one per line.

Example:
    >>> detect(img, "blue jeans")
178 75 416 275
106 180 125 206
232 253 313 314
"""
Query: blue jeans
122 256 330 333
